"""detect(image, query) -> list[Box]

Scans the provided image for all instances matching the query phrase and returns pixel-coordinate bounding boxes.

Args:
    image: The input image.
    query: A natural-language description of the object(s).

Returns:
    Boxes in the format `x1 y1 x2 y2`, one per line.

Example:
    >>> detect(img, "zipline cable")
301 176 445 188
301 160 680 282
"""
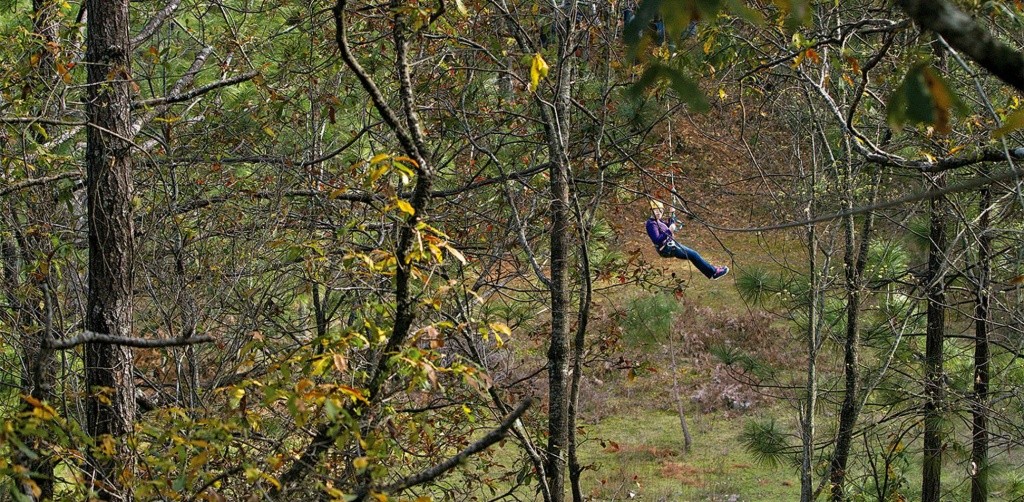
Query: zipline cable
697 167 1024 233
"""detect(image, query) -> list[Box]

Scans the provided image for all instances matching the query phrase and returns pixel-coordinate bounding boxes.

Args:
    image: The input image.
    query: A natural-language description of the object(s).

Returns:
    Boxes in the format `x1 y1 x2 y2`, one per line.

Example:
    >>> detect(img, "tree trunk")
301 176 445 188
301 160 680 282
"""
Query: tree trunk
970 184 992 502
545 150 570 502
829 165 879 501
542 4 576 500
922 174 947 502
85 0 138 497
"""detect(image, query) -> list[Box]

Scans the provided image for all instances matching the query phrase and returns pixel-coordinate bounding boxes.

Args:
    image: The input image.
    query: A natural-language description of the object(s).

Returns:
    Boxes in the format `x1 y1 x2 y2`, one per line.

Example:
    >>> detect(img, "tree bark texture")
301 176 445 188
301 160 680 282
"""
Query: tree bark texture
922 175 947 502
85 0 139 497
545 154 570 502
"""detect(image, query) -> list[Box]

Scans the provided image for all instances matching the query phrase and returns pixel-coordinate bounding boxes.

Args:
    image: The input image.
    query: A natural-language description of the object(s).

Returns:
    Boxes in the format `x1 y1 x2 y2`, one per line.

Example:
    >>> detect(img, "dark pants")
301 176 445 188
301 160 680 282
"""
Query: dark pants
658 240 717 278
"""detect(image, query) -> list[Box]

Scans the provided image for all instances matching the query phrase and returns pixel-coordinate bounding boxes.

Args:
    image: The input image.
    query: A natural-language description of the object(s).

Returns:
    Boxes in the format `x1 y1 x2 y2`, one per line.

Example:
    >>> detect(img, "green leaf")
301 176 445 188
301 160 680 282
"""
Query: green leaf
887 63 965 134
628 64 709 112
994 108 1024 139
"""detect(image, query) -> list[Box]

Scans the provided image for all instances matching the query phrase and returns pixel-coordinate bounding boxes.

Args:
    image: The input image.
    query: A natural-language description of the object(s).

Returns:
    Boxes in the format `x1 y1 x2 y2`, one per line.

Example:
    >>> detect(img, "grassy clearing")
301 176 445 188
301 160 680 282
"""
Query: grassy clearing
575 408 800 501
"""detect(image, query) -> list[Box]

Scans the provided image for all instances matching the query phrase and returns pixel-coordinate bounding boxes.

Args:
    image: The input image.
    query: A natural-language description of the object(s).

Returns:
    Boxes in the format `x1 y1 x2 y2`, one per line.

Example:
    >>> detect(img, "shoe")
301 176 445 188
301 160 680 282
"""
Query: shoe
711 266 729 280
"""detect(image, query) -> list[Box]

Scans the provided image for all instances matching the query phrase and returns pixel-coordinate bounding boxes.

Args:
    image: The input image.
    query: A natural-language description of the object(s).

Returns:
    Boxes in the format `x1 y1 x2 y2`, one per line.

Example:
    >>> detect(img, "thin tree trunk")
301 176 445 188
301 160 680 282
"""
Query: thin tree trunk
829 165 879 501
85 0 138 497
566 237 592 502
922 174 947 502
800 174 819 502
970 184 992 502
8 3 64 496
275 1 435 492
667 338 693 452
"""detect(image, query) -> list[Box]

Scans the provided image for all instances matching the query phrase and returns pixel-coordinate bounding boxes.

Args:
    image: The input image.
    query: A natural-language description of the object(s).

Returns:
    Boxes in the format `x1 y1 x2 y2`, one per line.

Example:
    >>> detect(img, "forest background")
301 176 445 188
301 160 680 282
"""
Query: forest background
2 0 1024 500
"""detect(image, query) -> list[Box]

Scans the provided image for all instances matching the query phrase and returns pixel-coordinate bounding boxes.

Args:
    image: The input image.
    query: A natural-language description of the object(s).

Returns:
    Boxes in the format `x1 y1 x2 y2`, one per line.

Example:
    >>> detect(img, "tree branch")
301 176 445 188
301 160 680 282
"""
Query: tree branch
707 166 1024 233
132 70 260 110
44 331 215 350
333 0 420 164
0 116 86 126
0 172 81 198
898 0 1024 95
131 0 183 48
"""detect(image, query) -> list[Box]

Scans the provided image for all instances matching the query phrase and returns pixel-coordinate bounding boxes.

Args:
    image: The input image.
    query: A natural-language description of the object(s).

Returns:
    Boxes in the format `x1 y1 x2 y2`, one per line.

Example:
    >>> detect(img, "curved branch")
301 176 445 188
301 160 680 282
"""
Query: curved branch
334 0 419 165
375 397 533 495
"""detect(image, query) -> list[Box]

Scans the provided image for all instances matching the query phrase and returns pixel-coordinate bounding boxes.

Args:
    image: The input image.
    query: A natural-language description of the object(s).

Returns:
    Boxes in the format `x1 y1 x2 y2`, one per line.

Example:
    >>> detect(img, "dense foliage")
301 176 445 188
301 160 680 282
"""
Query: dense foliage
2 0 1024 501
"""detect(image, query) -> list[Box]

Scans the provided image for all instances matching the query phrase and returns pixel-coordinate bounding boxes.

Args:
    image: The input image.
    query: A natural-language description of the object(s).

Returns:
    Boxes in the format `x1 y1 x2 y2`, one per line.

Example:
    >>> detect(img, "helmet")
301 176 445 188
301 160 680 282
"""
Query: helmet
649 199 664 210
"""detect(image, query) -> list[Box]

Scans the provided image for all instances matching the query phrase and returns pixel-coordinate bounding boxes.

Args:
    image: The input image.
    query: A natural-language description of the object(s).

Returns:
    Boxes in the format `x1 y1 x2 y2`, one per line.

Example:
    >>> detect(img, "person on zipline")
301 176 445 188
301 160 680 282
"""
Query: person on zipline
646 200 729 280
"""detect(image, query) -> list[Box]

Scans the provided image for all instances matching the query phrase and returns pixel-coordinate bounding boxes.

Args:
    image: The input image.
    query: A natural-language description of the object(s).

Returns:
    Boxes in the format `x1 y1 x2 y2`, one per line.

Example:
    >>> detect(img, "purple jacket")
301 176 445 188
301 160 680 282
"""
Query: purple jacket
646 217 674 248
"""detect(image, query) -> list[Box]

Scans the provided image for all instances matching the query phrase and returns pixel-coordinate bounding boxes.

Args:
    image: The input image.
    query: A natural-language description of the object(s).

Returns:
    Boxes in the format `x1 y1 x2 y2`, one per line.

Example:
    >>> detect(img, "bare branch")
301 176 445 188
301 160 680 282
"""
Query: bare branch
0 116 86 126
132 47 215 135
334 0 420 165
131 0 183 48
132 70 260 110
44 331 215 350
0 172 81 198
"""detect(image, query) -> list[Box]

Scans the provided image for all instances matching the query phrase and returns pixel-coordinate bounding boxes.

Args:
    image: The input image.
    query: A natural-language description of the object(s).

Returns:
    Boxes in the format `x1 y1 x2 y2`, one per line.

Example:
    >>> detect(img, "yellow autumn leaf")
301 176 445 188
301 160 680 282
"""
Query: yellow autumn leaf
489 322 512 337
395 199 415 215
100 435 117 455
442 242 467 265
529 53 549 92
370 153 391 165
368 164 388 184
333 353 348 372
55 62 72 84
353 456 369 471
229 387 245 408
